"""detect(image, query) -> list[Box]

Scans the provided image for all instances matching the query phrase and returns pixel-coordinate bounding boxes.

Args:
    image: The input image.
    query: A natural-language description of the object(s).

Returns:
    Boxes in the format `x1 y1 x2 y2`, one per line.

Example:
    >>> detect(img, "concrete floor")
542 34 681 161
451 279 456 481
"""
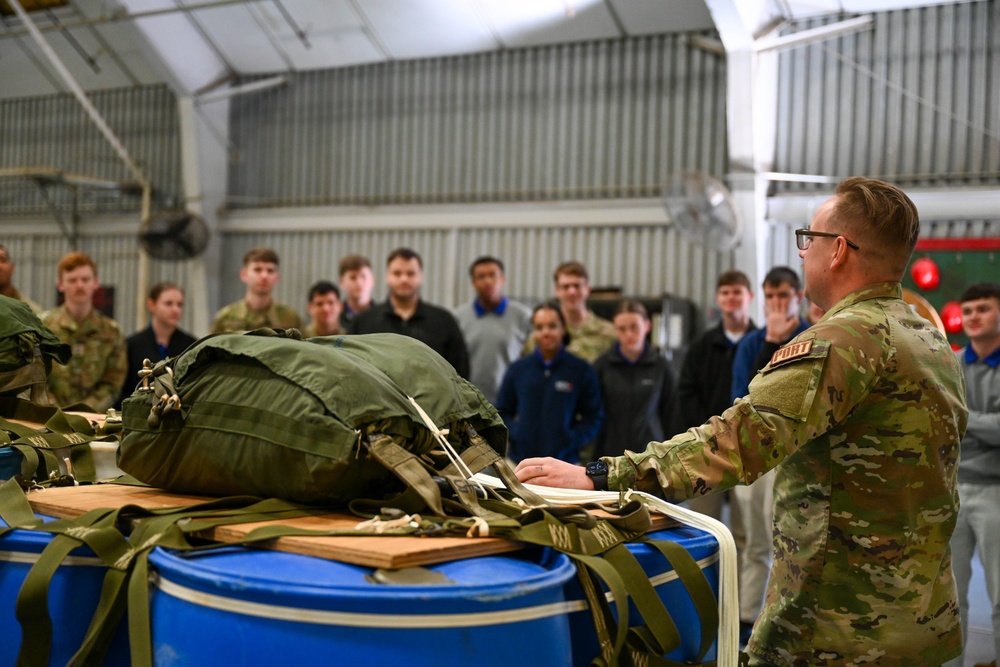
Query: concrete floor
964 552 995 667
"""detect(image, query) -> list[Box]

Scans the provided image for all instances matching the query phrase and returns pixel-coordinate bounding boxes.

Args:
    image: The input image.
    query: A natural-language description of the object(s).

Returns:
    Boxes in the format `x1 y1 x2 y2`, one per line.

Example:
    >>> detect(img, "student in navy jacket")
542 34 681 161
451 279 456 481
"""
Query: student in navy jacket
495 302 603 464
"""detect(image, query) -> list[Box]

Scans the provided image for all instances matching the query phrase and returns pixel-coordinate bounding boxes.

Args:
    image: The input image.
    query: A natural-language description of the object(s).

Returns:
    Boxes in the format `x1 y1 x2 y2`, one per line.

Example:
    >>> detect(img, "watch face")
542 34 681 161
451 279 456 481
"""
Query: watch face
586 460 608 476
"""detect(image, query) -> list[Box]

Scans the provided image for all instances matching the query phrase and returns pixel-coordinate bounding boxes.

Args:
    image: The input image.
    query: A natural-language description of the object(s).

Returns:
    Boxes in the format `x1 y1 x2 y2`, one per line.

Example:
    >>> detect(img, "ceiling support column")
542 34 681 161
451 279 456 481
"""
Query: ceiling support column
177 97 230 336
704 0 782 294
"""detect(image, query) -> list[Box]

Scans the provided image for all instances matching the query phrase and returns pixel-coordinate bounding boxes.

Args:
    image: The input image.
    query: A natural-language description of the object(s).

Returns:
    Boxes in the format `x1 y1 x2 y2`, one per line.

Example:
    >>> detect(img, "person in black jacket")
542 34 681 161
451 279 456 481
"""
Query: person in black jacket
350 248 470 378
118 282 196 407
592 300 675 458
676 270 755 549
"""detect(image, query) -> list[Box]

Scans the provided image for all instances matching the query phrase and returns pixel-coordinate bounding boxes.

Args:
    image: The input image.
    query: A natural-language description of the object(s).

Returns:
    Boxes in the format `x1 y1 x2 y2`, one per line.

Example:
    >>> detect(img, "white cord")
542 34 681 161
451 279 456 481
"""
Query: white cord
407 396 487 497
470 472 739 666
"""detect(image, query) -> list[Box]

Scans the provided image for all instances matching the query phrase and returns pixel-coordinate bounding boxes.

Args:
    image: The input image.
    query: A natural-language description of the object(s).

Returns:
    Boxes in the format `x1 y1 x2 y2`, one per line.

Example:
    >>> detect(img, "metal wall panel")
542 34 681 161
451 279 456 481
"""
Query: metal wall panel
0 85 182 215
774 2 1000 193
227 35 729 208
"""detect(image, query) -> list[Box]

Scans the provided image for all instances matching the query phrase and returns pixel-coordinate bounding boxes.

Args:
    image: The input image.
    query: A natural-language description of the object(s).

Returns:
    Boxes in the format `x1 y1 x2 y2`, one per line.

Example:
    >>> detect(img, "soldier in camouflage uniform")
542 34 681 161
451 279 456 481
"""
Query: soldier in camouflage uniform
0 244 43 314
42 252 127 412
516 177 969 667
523 261 615 362
211 247 301 333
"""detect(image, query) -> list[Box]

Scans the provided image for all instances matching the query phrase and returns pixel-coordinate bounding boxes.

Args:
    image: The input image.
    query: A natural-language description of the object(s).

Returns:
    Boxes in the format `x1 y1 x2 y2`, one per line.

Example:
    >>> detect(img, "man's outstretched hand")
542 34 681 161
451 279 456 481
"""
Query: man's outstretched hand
514 457 593 489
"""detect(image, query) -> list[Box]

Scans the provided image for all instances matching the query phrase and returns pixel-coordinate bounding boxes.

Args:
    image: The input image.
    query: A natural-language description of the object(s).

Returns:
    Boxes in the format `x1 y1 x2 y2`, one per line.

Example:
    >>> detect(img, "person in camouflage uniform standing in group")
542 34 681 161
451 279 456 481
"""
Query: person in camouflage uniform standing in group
0 243 43 314
211 247 301 333
516 177 969 667
42 251 127 412
523 261 615 363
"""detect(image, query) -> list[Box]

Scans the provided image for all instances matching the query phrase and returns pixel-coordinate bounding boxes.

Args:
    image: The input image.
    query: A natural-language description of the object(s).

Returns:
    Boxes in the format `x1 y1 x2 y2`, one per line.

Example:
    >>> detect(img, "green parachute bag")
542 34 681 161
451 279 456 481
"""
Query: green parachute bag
117 330 507 505
1 295 108 484
0 295 69 403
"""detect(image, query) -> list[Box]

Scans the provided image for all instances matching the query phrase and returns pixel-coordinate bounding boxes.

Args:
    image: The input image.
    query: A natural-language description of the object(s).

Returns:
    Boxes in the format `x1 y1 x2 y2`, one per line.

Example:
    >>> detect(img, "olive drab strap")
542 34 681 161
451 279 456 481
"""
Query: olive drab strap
0 397 110 483
0 475 721 667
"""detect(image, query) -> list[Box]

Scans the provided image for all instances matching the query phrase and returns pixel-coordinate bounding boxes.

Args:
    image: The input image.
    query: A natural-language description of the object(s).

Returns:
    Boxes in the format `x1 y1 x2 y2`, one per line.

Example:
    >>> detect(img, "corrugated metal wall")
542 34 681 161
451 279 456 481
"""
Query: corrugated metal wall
0 84 183 214
774 1 1000 193
227 34 728 207
219 223 732 331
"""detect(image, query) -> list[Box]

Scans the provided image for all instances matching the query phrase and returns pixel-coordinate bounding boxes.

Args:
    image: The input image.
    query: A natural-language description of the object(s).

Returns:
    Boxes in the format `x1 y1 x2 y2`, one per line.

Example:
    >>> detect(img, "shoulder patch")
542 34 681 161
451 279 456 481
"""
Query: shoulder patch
769 340 813 367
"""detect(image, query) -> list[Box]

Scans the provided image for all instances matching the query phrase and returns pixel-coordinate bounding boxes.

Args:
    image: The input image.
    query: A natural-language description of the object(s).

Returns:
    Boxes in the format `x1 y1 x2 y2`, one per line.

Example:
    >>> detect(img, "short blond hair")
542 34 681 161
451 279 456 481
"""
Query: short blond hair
831 177 919 277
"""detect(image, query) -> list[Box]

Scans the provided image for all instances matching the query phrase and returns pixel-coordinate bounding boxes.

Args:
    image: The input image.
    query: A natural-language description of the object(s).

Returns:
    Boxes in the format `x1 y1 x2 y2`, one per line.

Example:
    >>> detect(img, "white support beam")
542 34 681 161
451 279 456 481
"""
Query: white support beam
196 76 288 105
754 15 874 53
703 0 783 294
178 97 230 337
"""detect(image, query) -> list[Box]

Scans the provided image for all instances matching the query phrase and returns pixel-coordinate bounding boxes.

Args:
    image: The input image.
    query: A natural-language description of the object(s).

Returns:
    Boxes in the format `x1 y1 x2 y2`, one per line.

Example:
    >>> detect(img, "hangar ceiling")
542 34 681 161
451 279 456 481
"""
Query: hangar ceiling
0 0 977 100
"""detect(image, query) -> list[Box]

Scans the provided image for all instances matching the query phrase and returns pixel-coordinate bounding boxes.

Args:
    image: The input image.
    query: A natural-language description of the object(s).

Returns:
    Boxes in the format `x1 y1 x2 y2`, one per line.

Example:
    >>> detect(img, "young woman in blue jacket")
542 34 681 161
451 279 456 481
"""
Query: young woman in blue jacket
495 302 603 463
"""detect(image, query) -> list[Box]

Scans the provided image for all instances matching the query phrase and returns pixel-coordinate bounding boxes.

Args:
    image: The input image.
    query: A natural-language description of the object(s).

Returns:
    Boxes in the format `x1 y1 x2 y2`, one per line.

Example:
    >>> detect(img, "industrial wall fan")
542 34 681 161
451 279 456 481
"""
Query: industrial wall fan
661 171 743 252
139 210 210 260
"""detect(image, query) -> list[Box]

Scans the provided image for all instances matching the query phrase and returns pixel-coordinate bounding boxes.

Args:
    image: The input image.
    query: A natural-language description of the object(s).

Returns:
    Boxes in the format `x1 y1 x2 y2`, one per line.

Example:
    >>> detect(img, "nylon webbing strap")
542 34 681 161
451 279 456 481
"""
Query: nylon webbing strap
638 536 719 662
0 397 104 482
365 433 445 516
453 433 547 507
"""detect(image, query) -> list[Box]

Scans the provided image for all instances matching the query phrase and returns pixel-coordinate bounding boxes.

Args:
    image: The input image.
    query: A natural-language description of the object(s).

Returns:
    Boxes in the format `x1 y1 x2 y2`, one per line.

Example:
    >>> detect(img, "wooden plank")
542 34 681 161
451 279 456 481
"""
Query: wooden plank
26 485 524 569
27 484 675 570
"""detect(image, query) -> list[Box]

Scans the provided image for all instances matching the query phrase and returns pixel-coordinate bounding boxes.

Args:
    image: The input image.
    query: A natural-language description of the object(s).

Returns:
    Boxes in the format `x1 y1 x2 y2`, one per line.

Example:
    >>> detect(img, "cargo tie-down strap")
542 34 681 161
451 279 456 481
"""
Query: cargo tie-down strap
0 468 722 667
0 397 122 485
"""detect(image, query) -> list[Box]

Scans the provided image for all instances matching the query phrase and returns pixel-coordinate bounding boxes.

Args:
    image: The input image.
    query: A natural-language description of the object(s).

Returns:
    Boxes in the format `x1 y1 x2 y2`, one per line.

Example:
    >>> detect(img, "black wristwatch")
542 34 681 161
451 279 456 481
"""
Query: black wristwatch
585 460 609 491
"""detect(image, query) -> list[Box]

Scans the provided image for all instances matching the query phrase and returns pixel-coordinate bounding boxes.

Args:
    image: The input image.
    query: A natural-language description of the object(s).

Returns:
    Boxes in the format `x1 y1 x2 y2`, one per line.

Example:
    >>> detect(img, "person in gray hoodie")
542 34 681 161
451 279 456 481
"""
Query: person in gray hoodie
946 281 1000 667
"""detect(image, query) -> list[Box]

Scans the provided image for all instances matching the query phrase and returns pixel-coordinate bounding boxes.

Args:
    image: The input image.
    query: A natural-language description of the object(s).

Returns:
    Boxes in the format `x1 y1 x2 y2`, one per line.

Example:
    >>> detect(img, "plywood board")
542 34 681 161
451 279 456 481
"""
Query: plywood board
26 484 524 569
26 484 673 570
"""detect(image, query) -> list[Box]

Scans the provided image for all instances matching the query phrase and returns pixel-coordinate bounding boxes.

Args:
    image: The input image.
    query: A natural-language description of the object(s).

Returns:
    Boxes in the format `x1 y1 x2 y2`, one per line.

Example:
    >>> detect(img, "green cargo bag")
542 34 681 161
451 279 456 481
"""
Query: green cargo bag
118 330 507 505
1 295 109 484
0 295 69 403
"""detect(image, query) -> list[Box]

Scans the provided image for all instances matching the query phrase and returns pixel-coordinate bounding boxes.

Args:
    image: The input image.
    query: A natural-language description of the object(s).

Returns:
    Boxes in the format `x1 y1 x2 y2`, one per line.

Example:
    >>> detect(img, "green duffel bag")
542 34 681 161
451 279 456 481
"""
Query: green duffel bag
0 295 69 403
118 330 507 505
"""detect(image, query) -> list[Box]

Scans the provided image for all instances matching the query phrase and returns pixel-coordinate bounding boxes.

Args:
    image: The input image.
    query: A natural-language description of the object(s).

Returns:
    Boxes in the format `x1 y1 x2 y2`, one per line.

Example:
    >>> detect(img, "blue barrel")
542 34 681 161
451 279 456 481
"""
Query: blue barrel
567 524 720 665
147 545 577 667
0 516 129 667
0 448 21 481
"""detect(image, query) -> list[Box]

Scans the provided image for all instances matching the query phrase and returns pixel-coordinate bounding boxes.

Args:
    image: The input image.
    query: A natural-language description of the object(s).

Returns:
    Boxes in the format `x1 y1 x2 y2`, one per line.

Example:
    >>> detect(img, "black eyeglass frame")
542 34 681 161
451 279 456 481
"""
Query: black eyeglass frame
795 229 860 251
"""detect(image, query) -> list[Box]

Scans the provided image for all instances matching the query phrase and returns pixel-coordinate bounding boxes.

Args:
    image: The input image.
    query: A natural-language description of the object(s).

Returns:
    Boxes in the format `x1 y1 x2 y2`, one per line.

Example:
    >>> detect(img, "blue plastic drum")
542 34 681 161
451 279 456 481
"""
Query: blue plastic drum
566 524 720 665
147 545 577 667
0 448 22 481
0 516 129 667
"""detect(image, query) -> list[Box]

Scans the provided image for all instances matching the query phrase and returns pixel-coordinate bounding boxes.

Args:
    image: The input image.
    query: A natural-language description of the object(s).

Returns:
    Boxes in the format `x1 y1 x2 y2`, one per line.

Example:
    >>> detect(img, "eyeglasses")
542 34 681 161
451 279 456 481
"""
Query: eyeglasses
795 229 860 251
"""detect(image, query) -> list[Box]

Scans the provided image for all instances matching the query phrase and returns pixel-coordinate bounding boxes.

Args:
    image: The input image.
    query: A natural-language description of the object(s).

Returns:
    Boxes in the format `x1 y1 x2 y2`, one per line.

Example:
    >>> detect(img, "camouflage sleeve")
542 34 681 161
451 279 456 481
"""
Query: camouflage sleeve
210 311 229 334
606 334 859 500
85 327 128 412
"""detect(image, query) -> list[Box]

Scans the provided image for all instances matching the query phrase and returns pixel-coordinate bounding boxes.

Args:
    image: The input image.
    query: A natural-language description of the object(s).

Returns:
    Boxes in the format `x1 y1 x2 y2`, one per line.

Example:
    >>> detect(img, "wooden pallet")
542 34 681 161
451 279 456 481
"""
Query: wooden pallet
26 484 673 570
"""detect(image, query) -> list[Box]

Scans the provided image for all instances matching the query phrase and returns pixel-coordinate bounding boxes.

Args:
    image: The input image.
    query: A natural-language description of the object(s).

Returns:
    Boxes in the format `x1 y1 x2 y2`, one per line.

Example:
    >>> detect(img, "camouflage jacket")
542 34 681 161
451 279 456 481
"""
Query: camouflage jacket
42 305 127 412
210 299 302 334
606 283 968 666
523 309 615 363
7 286 43 315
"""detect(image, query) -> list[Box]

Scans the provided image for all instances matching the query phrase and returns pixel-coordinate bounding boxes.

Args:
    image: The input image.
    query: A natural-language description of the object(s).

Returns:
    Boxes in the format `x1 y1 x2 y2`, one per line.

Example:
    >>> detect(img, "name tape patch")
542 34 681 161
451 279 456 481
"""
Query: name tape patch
770 339 814 367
